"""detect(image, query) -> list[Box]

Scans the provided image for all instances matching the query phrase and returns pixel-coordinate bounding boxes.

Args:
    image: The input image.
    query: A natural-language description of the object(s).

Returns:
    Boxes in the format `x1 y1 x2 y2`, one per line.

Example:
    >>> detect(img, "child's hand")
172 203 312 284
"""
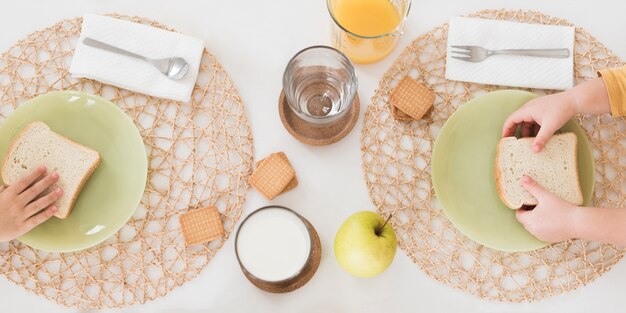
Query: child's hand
515 175 578 243
0 166 63 242
502 92 576 152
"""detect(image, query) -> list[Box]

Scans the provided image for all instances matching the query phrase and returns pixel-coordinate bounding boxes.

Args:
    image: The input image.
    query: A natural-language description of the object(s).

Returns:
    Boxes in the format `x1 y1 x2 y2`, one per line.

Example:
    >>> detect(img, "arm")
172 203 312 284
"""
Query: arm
567 77 611 115
571 206 626 247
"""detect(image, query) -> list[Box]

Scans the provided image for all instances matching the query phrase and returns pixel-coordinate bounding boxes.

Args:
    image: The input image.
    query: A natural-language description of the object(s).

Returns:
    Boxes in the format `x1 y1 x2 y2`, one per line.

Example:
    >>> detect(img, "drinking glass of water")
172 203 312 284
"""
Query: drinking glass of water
282 45 358 126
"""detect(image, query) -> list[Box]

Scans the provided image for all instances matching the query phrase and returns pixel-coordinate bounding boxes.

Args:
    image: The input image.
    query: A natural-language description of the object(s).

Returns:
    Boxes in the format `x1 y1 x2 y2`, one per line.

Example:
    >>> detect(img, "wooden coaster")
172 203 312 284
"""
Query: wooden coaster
279 90 360 146
240 215 322 293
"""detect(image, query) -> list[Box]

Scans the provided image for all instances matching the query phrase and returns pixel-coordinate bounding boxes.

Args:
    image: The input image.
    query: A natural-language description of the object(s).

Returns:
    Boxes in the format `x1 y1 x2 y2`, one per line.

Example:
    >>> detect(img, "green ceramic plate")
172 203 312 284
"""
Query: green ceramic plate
0 91 147 252
432 90 594 252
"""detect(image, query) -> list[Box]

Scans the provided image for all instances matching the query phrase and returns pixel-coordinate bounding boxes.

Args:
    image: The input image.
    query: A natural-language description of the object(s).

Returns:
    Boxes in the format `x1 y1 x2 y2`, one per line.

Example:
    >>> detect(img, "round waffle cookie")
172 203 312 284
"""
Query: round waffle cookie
361 9 625 302
0 15 253 308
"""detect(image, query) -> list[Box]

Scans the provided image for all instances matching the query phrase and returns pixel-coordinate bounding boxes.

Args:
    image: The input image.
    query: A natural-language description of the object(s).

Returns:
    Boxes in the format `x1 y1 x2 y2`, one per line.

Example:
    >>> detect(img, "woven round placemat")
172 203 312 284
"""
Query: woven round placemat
362 9 625 302
0 15 253 308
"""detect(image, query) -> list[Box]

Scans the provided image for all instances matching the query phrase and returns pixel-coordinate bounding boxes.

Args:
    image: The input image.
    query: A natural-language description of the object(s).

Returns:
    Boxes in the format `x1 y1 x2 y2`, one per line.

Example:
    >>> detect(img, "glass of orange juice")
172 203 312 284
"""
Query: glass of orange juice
327 0 411 64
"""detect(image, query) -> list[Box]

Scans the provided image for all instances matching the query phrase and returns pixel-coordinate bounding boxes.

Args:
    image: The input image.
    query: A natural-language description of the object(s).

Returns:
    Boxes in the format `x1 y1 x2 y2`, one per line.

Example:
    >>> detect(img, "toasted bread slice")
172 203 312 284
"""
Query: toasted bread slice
495 132 583 209
2 122 100 219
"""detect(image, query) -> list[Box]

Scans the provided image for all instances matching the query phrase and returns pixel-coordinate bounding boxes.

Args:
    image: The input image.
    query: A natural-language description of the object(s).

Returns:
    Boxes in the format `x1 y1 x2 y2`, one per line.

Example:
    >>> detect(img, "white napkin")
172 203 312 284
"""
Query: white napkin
445 17 575 90
70 14 204 102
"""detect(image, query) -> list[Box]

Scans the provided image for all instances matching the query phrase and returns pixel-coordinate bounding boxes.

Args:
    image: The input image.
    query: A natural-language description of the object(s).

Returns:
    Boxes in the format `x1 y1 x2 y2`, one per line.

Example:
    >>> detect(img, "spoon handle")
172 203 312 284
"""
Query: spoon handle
82 38 148 61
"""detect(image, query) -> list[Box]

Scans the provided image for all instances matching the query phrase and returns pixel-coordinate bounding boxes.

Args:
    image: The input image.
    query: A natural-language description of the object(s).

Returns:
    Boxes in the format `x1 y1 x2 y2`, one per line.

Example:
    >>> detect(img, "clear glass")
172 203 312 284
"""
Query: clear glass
282 45 358 126
327 0 412 64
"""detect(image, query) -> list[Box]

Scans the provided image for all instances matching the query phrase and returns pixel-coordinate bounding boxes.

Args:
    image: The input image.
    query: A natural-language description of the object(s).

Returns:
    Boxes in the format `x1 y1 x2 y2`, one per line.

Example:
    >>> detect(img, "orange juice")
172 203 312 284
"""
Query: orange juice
329 0 404 64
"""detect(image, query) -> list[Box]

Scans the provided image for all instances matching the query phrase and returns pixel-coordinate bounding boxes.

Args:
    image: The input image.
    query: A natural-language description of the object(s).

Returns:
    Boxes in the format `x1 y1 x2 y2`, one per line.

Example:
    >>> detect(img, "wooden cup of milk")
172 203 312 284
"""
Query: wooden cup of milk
235 206 321 293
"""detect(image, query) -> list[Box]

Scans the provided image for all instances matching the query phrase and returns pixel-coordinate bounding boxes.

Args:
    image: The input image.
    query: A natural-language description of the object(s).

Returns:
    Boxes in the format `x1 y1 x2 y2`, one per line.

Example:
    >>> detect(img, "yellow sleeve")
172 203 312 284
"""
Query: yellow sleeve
598 65 626 117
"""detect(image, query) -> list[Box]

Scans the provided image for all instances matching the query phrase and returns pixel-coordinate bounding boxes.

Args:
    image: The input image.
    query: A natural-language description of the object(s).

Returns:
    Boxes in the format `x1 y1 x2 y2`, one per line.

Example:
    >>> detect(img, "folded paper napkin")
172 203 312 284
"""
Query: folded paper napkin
445 17 575 90
70 14 204 102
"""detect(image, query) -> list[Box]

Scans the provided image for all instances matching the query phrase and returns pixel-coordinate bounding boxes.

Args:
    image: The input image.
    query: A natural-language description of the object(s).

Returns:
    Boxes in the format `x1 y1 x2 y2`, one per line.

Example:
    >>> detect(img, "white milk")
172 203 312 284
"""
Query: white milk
236 208 311 282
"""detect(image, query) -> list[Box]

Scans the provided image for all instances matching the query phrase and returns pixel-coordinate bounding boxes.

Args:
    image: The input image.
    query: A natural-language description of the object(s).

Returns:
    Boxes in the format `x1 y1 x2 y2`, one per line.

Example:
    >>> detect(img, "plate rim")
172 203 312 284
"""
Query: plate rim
8 90 148 253
431 89 595 252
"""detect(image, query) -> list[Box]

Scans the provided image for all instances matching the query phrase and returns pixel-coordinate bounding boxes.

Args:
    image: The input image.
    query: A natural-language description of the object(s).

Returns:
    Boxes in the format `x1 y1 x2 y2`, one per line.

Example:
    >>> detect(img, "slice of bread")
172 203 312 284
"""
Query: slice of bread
495 132 583 209
1 122 100 219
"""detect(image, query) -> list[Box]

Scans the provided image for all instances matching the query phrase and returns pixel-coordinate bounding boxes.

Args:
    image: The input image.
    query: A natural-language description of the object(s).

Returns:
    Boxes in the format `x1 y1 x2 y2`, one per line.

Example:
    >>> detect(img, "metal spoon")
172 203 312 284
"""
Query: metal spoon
82 37 190 80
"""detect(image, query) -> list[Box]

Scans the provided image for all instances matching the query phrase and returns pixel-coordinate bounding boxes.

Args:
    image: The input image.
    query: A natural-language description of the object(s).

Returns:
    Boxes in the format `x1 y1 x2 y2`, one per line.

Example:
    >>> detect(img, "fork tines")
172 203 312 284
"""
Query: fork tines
450 45 473 61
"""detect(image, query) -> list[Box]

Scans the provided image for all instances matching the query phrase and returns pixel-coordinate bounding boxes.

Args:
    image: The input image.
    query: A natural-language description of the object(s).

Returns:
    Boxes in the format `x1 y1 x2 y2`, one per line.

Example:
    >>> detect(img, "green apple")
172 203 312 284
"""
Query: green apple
334 211 397 278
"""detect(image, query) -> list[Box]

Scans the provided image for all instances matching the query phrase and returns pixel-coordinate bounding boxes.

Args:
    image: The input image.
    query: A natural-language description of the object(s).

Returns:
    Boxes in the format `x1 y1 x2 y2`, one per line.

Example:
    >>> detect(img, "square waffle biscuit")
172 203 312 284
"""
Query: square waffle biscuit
390 105 413 121
250 152 296 200
389 76 435 121
180 206 224 246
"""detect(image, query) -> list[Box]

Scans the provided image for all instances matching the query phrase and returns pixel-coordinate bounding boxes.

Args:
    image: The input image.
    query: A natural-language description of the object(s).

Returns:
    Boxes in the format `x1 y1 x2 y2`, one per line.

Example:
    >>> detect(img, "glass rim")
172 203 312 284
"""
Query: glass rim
326 0 412 39
234 205 314 284
282 45 357 121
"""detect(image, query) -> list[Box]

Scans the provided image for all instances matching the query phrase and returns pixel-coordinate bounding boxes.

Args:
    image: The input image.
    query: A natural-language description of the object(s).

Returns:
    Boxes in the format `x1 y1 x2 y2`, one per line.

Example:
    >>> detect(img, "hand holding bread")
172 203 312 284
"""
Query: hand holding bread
2 122 100 220
501 91 576 153
514 175 580 243
501 77 615 244
500 93 582 243
516 175 626 247
495 133 583 210
0 166 63 241
502 78 611 153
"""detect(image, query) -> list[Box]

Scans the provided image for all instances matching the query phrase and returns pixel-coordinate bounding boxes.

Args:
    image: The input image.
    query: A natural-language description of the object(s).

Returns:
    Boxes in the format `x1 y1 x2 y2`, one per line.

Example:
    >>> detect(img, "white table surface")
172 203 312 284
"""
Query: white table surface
1 1 626 312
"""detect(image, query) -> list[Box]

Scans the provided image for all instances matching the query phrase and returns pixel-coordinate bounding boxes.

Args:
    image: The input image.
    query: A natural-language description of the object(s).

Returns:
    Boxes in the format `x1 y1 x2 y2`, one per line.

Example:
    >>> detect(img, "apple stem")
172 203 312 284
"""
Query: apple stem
376 213 393 236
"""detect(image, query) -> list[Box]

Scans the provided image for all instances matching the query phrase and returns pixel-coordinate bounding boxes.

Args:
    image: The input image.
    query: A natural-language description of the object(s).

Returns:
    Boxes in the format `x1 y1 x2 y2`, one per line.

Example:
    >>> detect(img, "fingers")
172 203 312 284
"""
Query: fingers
520 122 535 138
8 166 47 194
532 123 559 153
515 208 530 225
521 175 550 202
505 120 538 139
502 115 522 138
18 172 59 204
532 124 540 136
502 109 535 137
23 187 63 218
22 205 58 233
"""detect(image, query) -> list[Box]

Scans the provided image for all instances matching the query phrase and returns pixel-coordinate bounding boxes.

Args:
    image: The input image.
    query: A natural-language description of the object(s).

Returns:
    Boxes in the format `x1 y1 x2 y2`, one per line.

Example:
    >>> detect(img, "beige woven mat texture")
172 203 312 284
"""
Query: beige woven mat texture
0 15 253 308
362 9 625 302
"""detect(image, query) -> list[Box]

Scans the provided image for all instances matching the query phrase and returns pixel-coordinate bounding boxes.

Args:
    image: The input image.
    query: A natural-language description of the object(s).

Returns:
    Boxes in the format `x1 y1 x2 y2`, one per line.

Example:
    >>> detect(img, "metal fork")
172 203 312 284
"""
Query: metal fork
450 45 570 62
